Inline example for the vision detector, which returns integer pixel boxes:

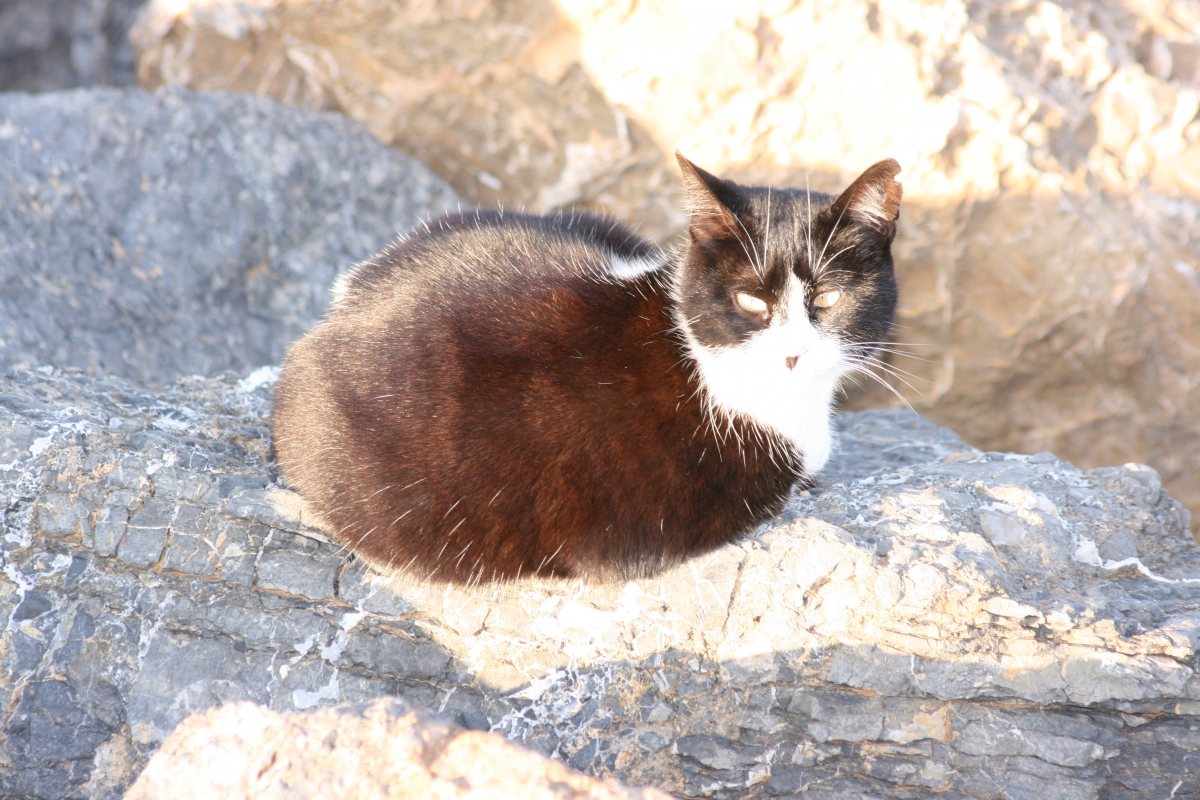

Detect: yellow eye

[813,289,842,308]
[734,292,769,314]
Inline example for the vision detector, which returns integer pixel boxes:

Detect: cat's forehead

[744,185,834,220]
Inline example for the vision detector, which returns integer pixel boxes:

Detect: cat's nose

[785,355,800,370]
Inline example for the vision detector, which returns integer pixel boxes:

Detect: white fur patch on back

[607,253,663,280]
[329,269,356,308]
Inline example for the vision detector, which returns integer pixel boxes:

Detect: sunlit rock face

[4,76,1200,800]
[125,700,675,800]
[132,0,1200,535]
[3,362,1198,798]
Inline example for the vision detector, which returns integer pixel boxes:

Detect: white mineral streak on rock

[292,669,340,710]
[28,434,54,456]
[1073,536,1105,567]
[235,366,281,394]
[980,510,1026,546]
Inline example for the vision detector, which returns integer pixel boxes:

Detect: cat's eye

[734,292,769,314]
[813,289,842,308]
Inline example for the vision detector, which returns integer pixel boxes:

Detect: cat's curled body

[272,155,901,584]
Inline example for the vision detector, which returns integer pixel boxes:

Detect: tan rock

[131,0,668,228]
[132,0,1200,533]
[125,700,674,799]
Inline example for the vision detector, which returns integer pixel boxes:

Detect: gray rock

[674,735,762,770]
[3,79,1200,800]
[0,0,146,92]
[0,87,458,382]
[254,531,340,601]
[3,366,1200,799]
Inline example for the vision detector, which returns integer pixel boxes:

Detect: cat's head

[671,153,901,473]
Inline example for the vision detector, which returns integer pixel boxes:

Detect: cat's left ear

[827,159,903,241]
[676,152,743,246]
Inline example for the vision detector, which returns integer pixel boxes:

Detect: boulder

[0,87,458,382]
[3,83,1199,800]
[129,0,1200,535]
[1,364,1198,798]
[125,699,673,799]
[130,0,669,228]
[0,0,146,92]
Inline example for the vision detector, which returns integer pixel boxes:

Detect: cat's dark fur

[272,155,901,584]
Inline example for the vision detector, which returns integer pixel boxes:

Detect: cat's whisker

[762,186,773,280]
[846,363,919,412]
[846,357,925,397]
[861,347,936,364]
[841,373,867,393]
[720,217,761,276]
[732,212,764,276]
[815,244,856,281]
[805,175,815,275]
[851,340,938,347]
[846,352,928,384]
[845,350,922,382]
[814,186,852,280]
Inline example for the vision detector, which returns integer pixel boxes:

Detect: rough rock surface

[0,87,458,382]
[131,0,668,228]
[2,365,1198,799]
[131,0,1200,534]
[125,698,674,799]
[0,0,147,92]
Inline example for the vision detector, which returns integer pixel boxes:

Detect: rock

[129,0,1200,535]
[3,66,1199,799]
[125,698,674,799]
[0,0,147,92]
[130,0,671,229]
[2,365,1199,798]
[0,87,458,382]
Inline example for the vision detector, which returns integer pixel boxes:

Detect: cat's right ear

[677,152,742,245]
[827,159,903,241]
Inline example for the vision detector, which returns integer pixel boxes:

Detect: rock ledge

[2,365,1198,799]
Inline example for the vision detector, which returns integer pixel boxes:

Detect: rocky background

[124,0,1200,538]
[3,4,1200,799]
[0,0,144,92]
[5,0,1200,535]
[0,88,456,381]
[3,336,1200,798]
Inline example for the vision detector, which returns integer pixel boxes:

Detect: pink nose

[785,355,800,370]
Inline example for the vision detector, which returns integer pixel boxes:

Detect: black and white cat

[272,154,901,584]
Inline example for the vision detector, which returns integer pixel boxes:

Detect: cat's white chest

[687,315,844,475]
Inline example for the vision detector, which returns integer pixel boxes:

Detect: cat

[271,154,901,585]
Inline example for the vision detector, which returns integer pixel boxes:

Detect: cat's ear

[676,152,742,245]
[828,159,902,240]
